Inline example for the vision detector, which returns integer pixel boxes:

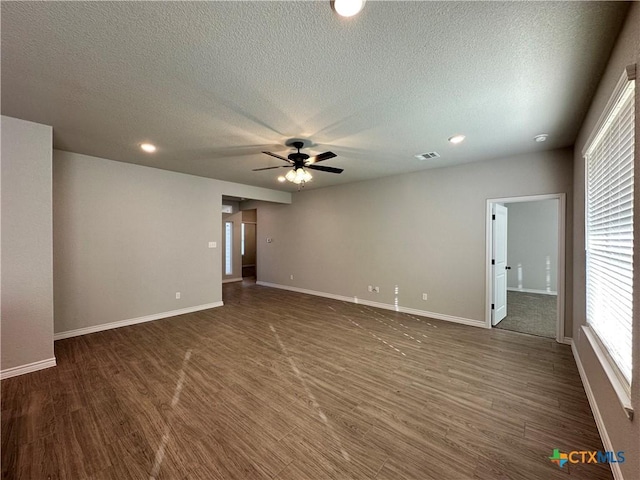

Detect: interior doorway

[241,209,257,279]
[485,194,566,342]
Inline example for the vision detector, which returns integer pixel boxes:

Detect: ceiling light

[285,167,312,185]
[285,169,297,182]
[448,134,466,145]
[302,169,313,183]
[534,134,549,143]
[277,176,286,183]
[140,143,156,153]
[332,0,366,17]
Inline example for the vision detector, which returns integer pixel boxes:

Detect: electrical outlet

[368,285,373,292]
[373,286,380,293]
[422,293,428,301]
[176,292,181,299]
[290,274,294,280]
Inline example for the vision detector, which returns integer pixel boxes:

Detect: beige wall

[572,3,639,478]
[253,148,573,331]
[53,150,290,336]
[222,200,240,213]
[54,151,223,334]
[506,200,558,293]
[1,116,55,374]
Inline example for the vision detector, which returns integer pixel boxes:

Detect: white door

[492,204,508,325]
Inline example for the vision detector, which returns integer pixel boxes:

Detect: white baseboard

[394,304,485,328]
[222,278,243,284]
[571,339,623,480]
[559,337,573,346]
[54,301,224,340]
[257,281,353,303]
[256,281,485,328]
[1,357,57,380]
[507,287,557,296]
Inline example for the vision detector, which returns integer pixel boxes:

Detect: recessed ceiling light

[140,143,157,153]
[534,134,549,143]
[332,0,366,17]
[277,176,286,183]
[448,134,466,145]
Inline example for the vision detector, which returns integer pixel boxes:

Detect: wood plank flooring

[2,281,612,479]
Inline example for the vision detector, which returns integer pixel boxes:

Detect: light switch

[209,242,217,248]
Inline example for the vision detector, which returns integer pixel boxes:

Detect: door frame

[484,193,567,343]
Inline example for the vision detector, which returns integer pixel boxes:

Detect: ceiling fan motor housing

[289,152,309,163]
[289,141,309,164]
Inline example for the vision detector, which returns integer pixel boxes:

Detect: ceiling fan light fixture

[294,169,305,184]
[292,168,312,184]
[285,167,313,185]
[285,169,297,182]
[332,0,365,17]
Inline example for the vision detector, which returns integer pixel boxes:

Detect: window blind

[585,78,635,385]
[225,221,233,275]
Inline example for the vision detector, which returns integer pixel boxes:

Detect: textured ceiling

[1,1,629,191]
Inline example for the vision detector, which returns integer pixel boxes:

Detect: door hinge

[492,214,496,220]
[491,259,495,265]
[491,303,495,310]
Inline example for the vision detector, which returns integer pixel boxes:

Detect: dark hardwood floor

[2,281,612,479]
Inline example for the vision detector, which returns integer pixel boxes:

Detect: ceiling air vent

[414,152,440,160]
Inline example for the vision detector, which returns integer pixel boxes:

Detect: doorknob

[505,266,511,270]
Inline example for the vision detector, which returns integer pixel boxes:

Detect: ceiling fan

[253,139,342,184]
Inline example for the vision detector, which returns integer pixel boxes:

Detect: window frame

[582,64,636,420]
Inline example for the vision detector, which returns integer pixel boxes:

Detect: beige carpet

[496,291,557,338]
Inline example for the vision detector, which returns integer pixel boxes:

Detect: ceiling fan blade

[308,151,337,164]
[306,164,343,174]
[252,165,288,171]
[262,151,292,163]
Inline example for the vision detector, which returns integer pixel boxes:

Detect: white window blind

[225,221,233,275]
[241,223,245,256]
[585,77,635,385]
